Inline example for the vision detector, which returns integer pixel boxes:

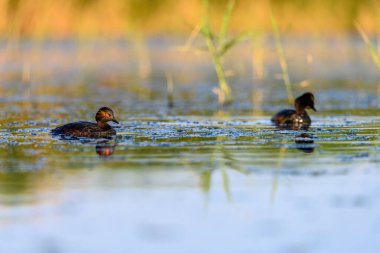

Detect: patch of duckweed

[0,115,378,174]
[338,152,371,162]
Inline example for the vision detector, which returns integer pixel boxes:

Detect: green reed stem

[356,23,380,71]
[201,0,233,105]
[166,72,174,108]
[270,10,294,104]
[219,0,236,46]
[356,22,380,111]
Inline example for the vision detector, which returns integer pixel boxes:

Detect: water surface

[0,38,380,253]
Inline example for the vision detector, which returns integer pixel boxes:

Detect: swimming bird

[271,92,317,129]
[51,107,119,138]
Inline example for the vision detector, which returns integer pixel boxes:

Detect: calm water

[0,38,380,253]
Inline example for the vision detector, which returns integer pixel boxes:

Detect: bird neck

[97,121,110,129]
[295,102,306,115]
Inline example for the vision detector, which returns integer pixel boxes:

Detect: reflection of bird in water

[295,133,315,153]
[51,107,119,138]
[271,92,317,130]
[96,141,116,157]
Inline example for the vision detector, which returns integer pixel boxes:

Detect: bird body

[271,109,311,126]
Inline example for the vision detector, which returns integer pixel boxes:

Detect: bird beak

[311,105,317,112]
[112,119,119,124]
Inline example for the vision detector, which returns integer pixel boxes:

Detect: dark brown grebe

[271,92,317,129]
[51,107,119,138]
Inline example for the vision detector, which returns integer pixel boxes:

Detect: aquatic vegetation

[356,23,380,71]
[356,23,380,110]
[270,10,294,104]
[199,0,251,105]
[166,73,174,108]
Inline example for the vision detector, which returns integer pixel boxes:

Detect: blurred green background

[1,0,379,38]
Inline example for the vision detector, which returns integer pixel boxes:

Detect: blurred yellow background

[1,0,379,38]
